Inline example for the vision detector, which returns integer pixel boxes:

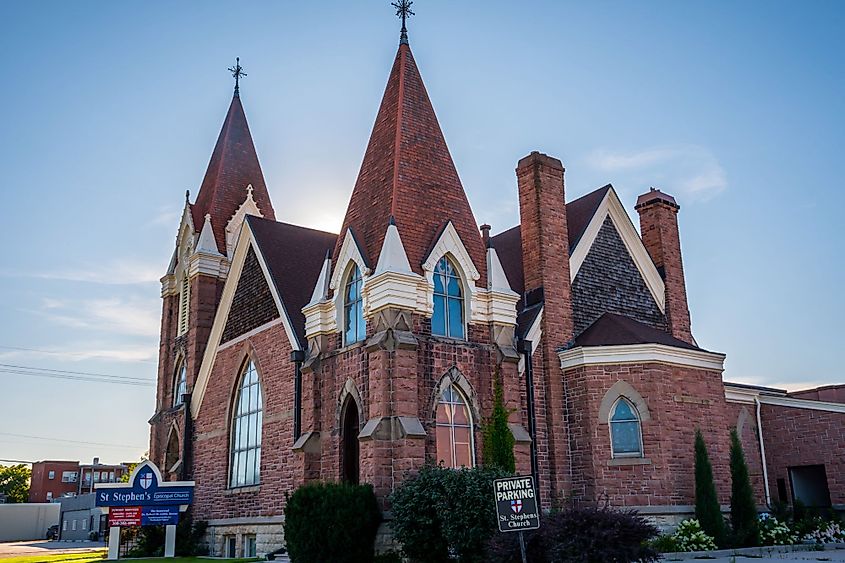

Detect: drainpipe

[290,350,306,440]
[754,396,772,507]
[517,339,539,487]
[182,392,192,480]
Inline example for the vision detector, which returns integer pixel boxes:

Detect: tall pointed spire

[191,78,275,255]
[334,41,486,283]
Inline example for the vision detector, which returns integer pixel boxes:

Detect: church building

[148,13,845,557]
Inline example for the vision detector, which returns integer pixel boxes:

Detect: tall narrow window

[173,361,187,407]
[178,275,190,335]
[230,360,262,487]
[610,398,643,457]
[432,256,464,339]
[343,265,365,345]
[435,384,474,468]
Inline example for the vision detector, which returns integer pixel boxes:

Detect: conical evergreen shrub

[729,428,760,546]
[694,429,725,545]
[482,376,516,473]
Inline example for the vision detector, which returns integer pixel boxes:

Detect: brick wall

[563,362,731,507]
[571,216,667,335]
[724,401,767,505]
[760,404,845,506]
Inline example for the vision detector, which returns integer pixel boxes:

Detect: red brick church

[148,18,845,557]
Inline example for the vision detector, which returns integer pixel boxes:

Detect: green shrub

[373,551,403,563]
[488,504,659,563]
[649,533,681,553]
[389,464,511,563]
[125,515,208,557]
[285,482,381,563]
[729,429,759,547]
[694,429,726,545]
[672,519,717,552]
[482,376,516,473]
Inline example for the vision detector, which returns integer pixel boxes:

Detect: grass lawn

[2,554,259,563]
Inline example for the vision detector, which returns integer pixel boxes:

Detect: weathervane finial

[391,0,414,45]
[228,57,247,96]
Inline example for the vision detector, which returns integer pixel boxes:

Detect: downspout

[517,339,539,487]
[182,392,192,481]
[754,396,772,507]
[290,350,305,440]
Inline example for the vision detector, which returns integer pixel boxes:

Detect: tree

[482,376,516,473]
[694,429,725,545]
[0,464,31,503]
[729,428,759,547]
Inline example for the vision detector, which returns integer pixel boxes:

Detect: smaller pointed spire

[392,0,414,45]
[228,57,247,97]
[307,252,333,306]
[196,214,222,256]
[375,220,412,275]
[487,246,513,293]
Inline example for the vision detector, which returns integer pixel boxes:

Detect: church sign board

[493,475,540,533]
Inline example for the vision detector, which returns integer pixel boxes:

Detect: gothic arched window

[343,264,365,345]
[435,384,474,468]
[610,398,643,457]
[432,256,464,339]
[172,360,187,407]
[230,360,263,487]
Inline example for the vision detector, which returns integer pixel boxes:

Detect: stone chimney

[635,188,693,344]
[516,151,574,342]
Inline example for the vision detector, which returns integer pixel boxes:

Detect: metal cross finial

[228,57,247,96]
[391,0,414,45]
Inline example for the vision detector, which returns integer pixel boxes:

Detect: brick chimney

[516,151,574,505]
[635,188,693,344]
[516,151,574,341]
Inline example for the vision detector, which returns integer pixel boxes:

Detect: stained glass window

[230,360,262,487]
[344,265,365,345]
[435,384,474,468]
[432,257,464,339]
[173,361,187,407]
[610,398,642,457]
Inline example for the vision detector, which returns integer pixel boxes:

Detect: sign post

[95,461,194,560]
[493,475,540,563]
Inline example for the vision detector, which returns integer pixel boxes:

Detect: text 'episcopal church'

[148,19,845,557]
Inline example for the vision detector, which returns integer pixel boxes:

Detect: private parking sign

[494,475,540,533]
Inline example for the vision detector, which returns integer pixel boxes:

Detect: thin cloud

[1,258,163,285]
[0,344,157,364]
[33,296,161,338]
[587,145,728,202]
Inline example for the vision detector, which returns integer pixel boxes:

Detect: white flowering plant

[804,520,845,544]
[758,515,799,546]
[672,519,718,552]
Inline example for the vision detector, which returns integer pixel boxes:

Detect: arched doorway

[341,398,360,484]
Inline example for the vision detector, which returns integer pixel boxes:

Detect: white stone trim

[306,255,332,307]
[329,230,371,292]
[375,223,413,275]
[422,221,481,283]
[95,460,194,490]
[190,221,298,418]
[569,188,666,312]
[558,344,726,371]
[225,184,263,258]
[724,383,845,414]
[518,307,543,375]
[217,318,284,352]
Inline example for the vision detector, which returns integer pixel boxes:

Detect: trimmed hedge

[390,464,512,563]
[284,482,381,563]
[488,505,660,563]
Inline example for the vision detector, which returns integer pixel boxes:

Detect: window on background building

[62,521,67,531]
[84,472,91,483]
[178,275,190,335]
[609,398,643,457]
[173,361,187,407]
[93,472,100,482]
[81,519,86,530]
[109,471,115,482]
[72,520,76,531]
[230,360,262,488]
[48,471,55,479]
[46,492,53,501]
[343,264,365,345]
[435,383,474,468]
[61,471,77,483]
[225,536,237,558]
[432,256,464,339]
[243,535,257,558]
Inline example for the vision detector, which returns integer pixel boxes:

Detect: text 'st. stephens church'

[148,8,845,557]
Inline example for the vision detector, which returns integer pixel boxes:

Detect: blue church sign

[95,460,195,508]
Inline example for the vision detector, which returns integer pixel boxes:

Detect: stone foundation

[204,517,285,558]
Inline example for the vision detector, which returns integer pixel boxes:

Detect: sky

[0,1,843,465]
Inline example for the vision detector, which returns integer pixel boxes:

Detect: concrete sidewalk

[664,543,845,562]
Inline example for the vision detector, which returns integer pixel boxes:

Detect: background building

[28,461,79,503]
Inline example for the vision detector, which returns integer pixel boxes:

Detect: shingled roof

[573,312,700,350]
[490,184,611,295]
[192,93,276,254]
[247,216,336,346]
[334,42,486,284]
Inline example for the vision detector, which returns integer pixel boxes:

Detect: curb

[661,542,845,560]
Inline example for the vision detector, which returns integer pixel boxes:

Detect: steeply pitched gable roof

[335,43,486,283]
[192,94,276,253]
[490,184,611,295]
[247,216,337,345]
[573,312,699,350]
